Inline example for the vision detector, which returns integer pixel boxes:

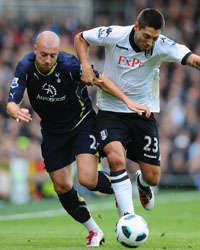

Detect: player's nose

[146,40,153,47]
[45,56,51,64]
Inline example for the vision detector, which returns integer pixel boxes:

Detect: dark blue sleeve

[67,54,99,80]
[60,53,81,81]
[8,61,27,104]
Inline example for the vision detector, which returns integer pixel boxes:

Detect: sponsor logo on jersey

[41,83,57,97]
[118,56,146,68]
[98,27,112,39]
[37,83,66,102]
[100,129,108,141]
[36,94,66,102]
[11,77,19,88]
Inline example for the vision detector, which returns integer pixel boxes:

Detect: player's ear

[134,21,139,31]
[33,44,37,54]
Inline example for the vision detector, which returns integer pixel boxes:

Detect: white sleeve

[158,36,191,64]
[82,26,120,47]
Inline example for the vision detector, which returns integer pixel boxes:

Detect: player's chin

[143,46,150,50]
[42,66,51,72]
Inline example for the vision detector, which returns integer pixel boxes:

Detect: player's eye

[153,37,158,41]
[143,34,151,39]
[41,53,47,57]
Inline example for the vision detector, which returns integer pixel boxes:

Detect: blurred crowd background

[0,0,200,202]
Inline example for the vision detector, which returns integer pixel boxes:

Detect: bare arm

[74,32,102,85]
[7,102,32,123]
[94,75,151,118]
[185,53,200,70]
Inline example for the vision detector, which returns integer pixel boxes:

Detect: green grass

[0,189,200,249]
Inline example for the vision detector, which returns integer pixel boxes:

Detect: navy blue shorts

[96,110,160,166]
[41,111,97,172]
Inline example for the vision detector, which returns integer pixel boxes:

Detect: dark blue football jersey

[8,51,97,133]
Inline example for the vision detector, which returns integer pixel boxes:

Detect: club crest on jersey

[55,72,61,83]
[41,83,57,97]
[145,47,153,58]
[100,130,108,141]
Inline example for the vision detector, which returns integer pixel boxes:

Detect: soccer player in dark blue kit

[7,31,150,247]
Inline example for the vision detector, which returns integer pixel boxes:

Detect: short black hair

[137,8,165,30]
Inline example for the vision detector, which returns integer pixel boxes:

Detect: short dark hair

[137,8,165,30]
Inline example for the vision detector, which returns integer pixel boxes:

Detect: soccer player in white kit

[74,8,200,217]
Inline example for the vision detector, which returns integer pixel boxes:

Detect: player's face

[134,23,161,51]
[34,43,59,72]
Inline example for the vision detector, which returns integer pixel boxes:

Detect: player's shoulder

[153,34,178,56]
[106,25,133,33]
[57,51,80,71]
[156,34,177,48]
[17,52,35,72]
[101,25,133,39]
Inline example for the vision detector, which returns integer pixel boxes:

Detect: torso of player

[9,52,92,133]
[83,25,190,113]
[101,28,161,113]
[26,64,79,121]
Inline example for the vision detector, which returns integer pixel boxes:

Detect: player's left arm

[185,53,200,70]
[93,75,151,118]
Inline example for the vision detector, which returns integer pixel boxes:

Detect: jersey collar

[34,62,57,76]
[129,27,141,52]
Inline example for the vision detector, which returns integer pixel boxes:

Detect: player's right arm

[6,61,32,123]
[74,32,98,86]
[74,25,122,85]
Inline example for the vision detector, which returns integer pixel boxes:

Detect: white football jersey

[82,25,191,113]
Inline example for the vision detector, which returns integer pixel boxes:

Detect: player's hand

[81,65,103,86]
[16,108,32,123]
[126,99,151,118]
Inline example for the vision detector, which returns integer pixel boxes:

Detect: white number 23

[143,136,158,153]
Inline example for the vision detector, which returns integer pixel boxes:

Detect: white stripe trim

[110,172,128,180]
[73,110,91,129]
